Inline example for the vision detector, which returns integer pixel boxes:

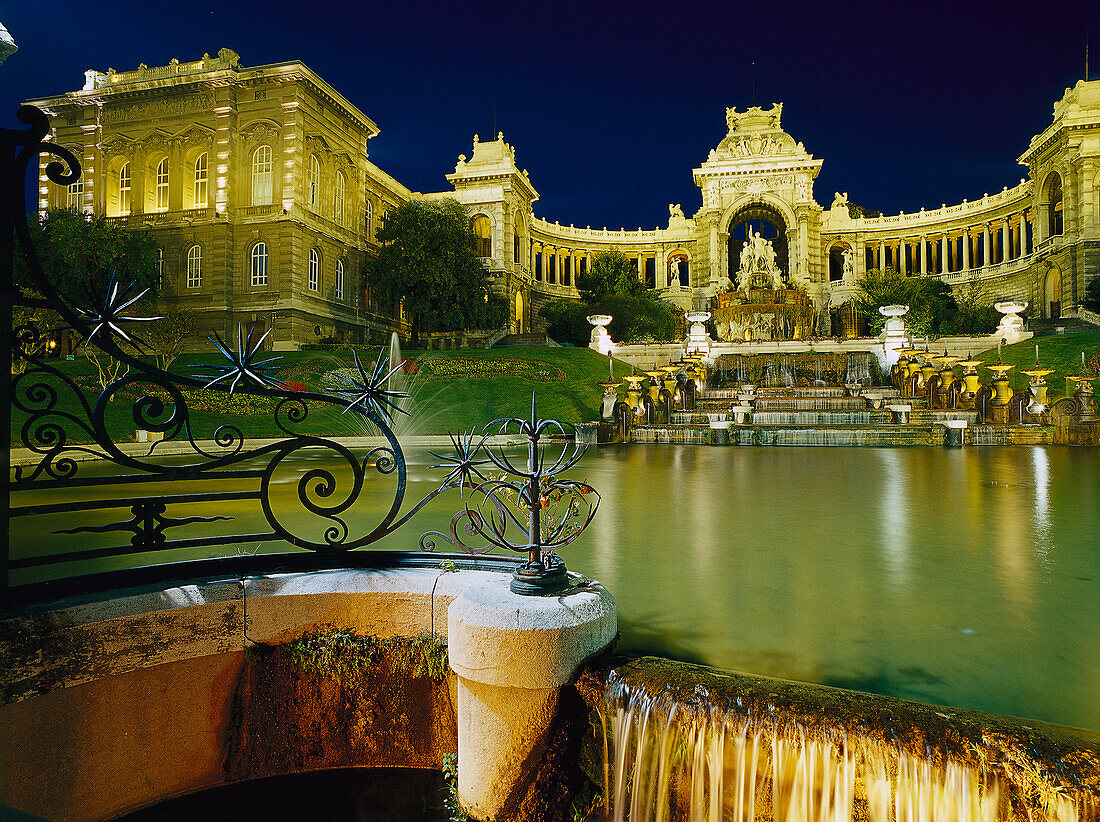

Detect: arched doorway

[514,291,525,333]
[728,204,788,283]
[1044,267,1062,319]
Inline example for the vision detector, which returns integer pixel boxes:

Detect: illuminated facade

[31,51,1100,345]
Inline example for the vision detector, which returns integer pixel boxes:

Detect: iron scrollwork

[2,104,599,603]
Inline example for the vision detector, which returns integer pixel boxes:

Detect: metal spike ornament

[420,393,600,595]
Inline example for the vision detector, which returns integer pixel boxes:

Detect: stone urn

[994,301,1028,343]
[587,314,613,354]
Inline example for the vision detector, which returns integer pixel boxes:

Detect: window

[1046,173,1064,238]
[308,248,320,291]
[156,247,163,288]
[252,146,273,206]
[335,258,344,300]
[186,245,202,288]
[155,158,169,212]
[251,243,268,286]
[194,153,208,208]
[308,155,320,211]
[470,215,491,257]
[364,199,373,238]
[67,179,83,209]
[119,163,131,215]
[334,172,345,224]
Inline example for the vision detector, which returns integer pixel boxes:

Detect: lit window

[308,155,320,211]
[186,245,202,288]
[365,199,373,238]
[335,258,344,300]
[308,248,320,291]
[251,242,268,287]
[155,158,169,212]
[194,153,208,208]
[334,172,345,224]
[252,146,273,206]
[470,215,491,257]
[119,163,131,215]
[67,179,83,209]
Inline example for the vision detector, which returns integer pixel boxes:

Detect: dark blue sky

[2,0,1096,225]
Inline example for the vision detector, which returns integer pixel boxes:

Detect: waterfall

[601,670,1093,822]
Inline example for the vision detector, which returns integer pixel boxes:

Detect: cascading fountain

[583,659,1100,822]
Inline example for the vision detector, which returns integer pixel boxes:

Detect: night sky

[2,0,1096,226]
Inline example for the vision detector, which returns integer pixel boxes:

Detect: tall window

[252,146,273,206]
[335,258,345,300]
[308,248,320,291]
[193,153,208,208]
[1046,173,1064,238]
[155,158,169,212]
[470,215,492,257]
[251,243,268,286]
[364,199,373,238]
[67,179,83,209]
[334,172,346,224]
[119,163,131,215]
[308,155,320,211]
[186,245,202,288]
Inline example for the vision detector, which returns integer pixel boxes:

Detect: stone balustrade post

[448,576,616,821]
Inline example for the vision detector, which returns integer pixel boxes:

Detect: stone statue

[841,248,853,278]
[668,258,682,290]
[668,203,684,219]
[831,191,849,209]
[739,241,753,275]
[751,232,769,271]
[716,274,734,294]
[763,240,779,274]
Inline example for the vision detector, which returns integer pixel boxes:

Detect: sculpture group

[731,232,784,292]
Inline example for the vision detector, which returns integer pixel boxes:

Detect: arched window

[470,215,491,257]
[365,199,373,238]
[194,153,208,208]
[334,172,345,224]
[308,248,320,291]
[1045,173,1063,237]
[67,179,83,210]
[335,258,345,300]
[513,214,523,264]
[119,163,131,215]
[308,155,320,211]
[155,158,169,212]
[251,243,268,287]
[252,146,273,206]
[186,245,202,288]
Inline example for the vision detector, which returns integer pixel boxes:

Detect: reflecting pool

[12,444,1099,731]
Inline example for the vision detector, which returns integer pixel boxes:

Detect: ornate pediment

[99,133,136,158]
[175,123,214,149]
[240,119,281,144]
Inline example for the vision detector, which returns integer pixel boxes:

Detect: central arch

[727,202,789,283]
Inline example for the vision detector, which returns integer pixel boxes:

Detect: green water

[11,444,1099,731]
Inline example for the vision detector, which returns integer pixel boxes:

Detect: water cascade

[595,661,1100,822]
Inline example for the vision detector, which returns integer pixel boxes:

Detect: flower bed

[413,357,566,382]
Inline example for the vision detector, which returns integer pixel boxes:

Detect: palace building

[29,50,1100,346]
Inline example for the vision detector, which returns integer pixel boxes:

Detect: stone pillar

[920,236,927,274]
[1000,220,1009,263]
[982,224,990,268]
[709,222,719,284]
[449,577,617,821]
[940,234,947,274]
[877,240,885,271]
[962,229,970,270]
[1021,212,1030,255]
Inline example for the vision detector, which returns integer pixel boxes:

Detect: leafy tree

[362,198,506,345]
[14,208,159,305]
[141,303,200,370]
[539,292,677,346]
[854,267,992,336]
[942,278,999,335]
[1084,277,1100,312]
[575,250,647,302]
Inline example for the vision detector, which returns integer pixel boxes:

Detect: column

[799,221,809,278]
[1021,212,1029,255]
[940,234,947,274]
[636,252,643,283]
[1001,220,1009,263]
[962,229,970,271]
[980,224,989,268]
[920,236,927,275]
[898,240,906,274]
[709,223,719,283]
[878,240,885,271]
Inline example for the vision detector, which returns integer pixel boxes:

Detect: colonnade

[527,240,670,289]
[850,209,1034,278]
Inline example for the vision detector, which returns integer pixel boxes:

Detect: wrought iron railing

[1,105,598,609]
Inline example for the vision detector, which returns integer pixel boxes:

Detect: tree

[141,304,200,371]
[539,292,678,346]
[14,208,159,305]
[854,267,986,336]
[576,250,647,302]
[362,198,506,345]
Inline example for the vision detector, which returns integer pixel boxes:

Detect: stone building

[30,51,1100,345]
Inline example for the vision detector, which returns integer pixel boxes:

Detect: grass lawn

[10,345,636,445]
[968,332,1100,399]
